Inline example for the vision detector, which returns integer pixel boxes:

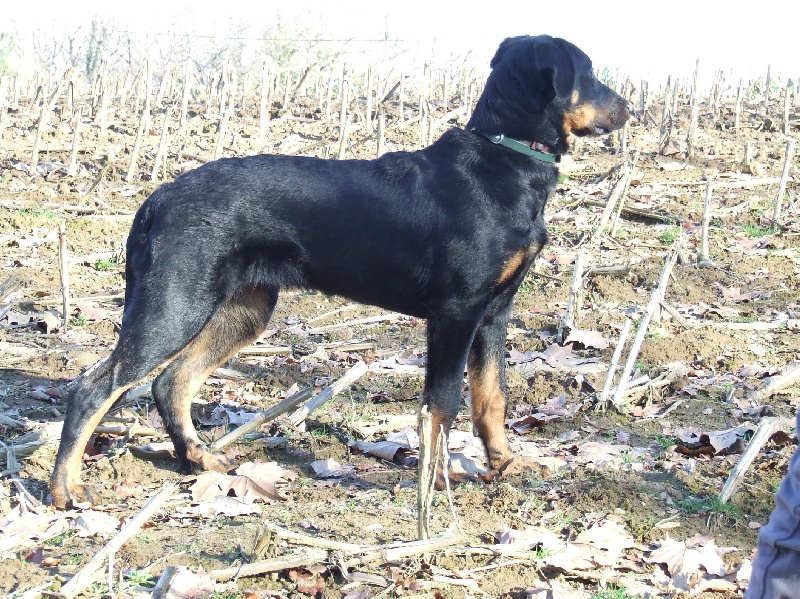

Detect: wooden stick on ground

[210,534,466,582]
[57,482,177,598]
[746,361,800,404]
[261,521,365,552]
[719,417,794,503]
[343,535,465,568]
[306,303,362,325]
[289,361,369,428]
[210,548,329,582]
[305,312,400,334]
[580,198,679,223]
[210,387,313,451]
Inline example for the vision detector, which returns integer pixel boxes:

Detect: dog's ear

[490,36,527,69]
[534,65,558,111]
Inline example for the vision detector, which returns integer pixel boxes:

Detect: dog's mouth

[573,125,611,136]
[564,99,632,138]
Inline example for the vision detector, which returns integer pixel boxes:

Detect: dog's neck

[472,130,560,164]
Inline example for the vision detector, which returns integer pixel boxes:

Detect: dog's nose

[625,100,638,121]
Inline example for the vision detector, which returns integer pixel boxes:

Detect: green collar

[474,131,560,163]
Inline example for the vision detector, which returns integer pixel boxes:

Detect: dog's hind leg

[50,342,174,508]
[150,284,277,474]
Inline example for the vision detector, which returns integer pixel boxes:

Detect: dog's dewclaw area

[1,43,799,599]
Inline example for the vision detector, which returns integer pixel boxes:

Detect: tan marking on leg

[156,286,273,471]
[468,357,513,470]
[50,384,132,508]
[496,248,529,287]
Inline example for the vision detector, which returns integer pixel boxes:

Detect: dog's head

[468,35,631,157]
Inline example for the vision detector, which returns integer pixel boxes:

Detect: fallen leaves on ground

[189,461,296,504]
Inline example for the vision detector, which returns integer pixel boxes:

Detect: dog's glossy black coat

[50,35,630,508]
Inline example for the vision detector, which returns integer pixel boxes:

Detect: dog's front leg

[467,298,516,474]
[419,317,477,487]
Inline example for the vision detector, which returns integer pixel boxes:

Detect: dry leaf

[189,461,295,503]
[187,496,262,518]
[348,440,406,461]
[75,300,109,321]
[71,511,120,537]
[564,328,609,350]
[310,458,354,478]
[649,534,726,591]
[574,521,640,561]
[160,566,214,599]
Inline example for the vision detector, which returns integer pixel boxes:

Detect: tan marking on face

[571,89,580,105]
[496,248,529,287]
[563,103,598,135]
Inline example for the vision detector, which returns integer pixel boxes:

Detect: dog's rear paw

[190,446,236,473]
[433,469,472,491]
[48,481,99,510]
[481,455,551,483]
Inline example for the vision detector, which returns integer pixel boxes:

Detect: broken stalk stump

[773,137,796,221]
[337,77,349,160]
[417,406,441,540]
[125,59,151,183]
[698,177,715,265]
[598,318,632,406]
[556,252,586,344]
[30,68,73,175]
[590,164,631,241]
[612,250,678,408]
[58,221,70,329]
[609,151,639,236]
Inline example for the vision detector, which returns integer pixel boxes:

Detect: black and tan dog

[50,35,631,508]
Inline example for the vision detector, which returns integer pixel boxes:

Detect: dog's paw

[433,468,472,491]
[481,455,551,483]
[195,448,237,473]
[48,482,98,510]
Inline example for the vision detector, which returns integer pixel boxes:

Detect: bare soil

[1,91,799,598]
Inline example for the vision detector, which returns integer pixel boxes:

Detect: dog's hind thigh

[151,285,277,473]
